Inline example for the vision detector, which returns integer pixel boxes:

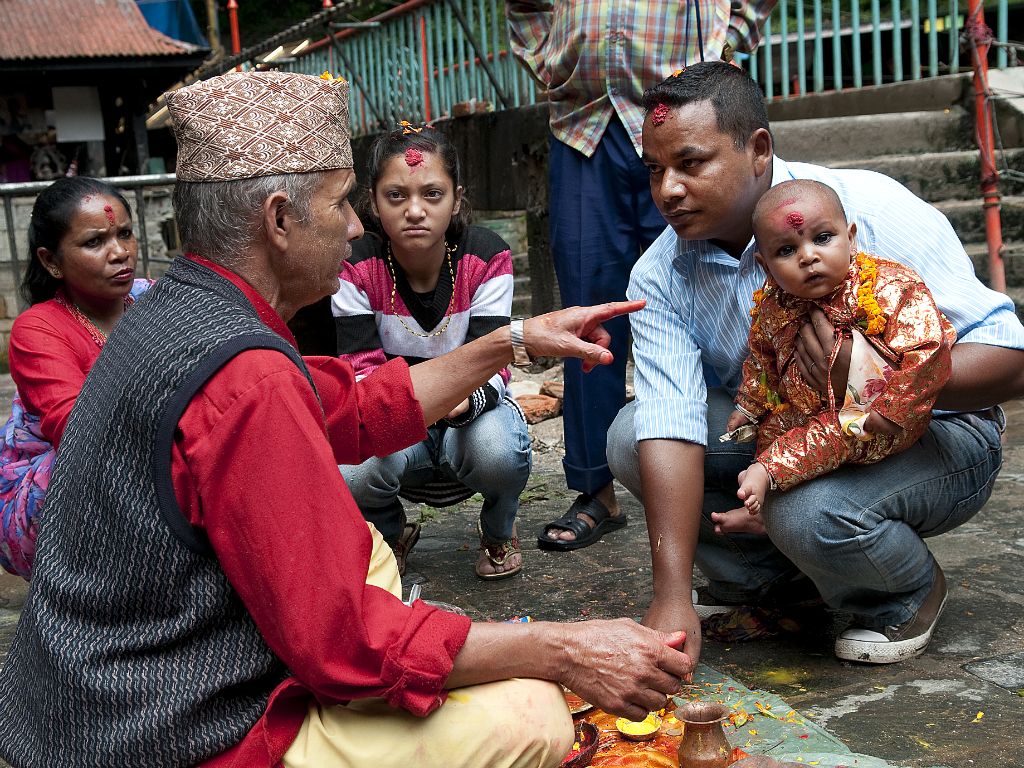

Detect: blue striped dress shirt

[628,157,1024,445]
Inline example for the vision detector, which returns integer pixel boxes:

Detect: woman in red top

[1,176,146,577]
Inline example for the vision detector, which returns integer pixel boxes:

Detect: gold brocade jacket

[735,256,956,491]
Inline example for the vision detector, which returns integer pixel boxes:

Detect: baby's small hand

[864,410,902,436]
[726,410,750,433]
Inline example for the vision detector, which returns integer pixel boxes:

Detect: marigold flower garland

[854,252,886,336]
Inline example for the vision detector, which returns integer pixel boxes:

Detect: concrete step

[773,107,974,164]
[830,149,1024,202]
[935,196,1024,245]
[966,241,1024,288]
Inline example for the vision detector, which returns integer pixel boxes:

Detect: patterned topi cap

[165,70,353,182]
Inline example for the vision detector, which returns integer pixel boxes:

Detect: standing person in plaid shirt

[506,0,776,550]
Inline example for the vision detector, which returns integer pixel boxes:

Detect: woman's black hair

[21,176,132,306]
[357,125,472,241]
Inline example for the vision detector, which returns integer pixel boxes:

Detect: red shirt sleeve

[8,301,100,448]
[304,355,427,463]
[173,348,469,716]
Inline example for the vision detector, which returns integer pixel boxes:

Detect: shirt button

[740,268,750,277]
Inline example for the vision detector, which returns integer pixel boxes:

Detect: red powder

[651,103,670,126]
[785,211,804,229]
[404,148,424,167]
[103,204,115,225]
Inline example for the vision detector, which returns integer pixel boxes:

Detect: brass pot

[675,701,731,768]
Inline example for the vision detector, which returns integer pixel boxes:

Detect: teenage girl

[332,125,531,581]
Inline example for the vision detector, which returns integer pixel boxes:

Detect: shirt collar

[184,253,298,349]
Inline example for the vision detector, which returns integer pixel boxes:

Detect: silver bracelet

[510,319,532,367]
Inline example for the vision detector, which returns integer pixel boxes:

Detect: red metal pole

[227,0,242,71]
[420,16,431,122]
[967,0,1005,293]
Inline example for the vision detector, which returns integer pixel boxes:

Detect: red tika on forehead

[785,211,804,229]
[404,148,424,167]
[651,103,670,126]
[103,204,115,225]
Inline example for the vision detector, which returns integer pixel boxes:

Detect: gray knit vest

[0,257,317,767]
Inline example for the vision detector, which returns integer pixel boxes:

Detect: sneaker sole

[834,591,947,664]
[691,590,736,620]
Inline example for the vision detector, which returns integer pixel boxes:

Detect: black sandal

[536,494,627,551]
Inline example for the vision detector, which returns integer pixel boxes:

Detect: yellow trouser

[282,524,574,768]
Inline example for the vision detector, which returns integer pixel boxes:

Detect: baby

[726,179,956,515]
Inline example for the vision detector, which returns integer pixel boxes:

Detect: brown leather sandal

[476,523,522,581]
[392,521,421,576]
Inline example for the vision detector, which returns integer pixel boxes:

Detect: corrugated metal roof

[0,0,202,61]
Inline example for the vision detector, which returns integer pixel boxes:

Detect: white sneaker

[691,588,738,620]
[834,562,947,664]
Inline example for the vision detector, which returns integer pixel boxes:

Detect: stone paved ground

[1,366,1023,767]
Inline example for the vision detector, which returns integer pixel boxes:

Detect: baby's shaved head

[753,179,846,236]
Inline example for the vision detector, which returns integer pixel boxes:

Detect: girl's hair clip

[399,120,425,135]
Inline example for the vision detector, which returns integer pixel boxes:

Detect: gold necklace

[385,240,458,338]
[55,290,134,349]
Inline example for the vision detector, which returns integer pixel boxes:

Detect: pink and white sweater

[332,225,514,425]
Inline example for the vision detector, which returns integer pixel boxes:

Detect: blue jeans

[549,115,666,494]
[340,398,532,545]
[606,389,1004,629]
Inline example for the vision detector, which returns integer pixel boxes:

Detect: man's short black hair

[641,61,771,149]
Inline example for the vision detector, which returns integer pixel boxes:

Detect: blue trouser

[548,115,666,494]
[340,398,532,544]
[606,390,1004,629]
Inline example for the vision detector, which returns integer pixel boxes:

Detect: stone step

[773,108,974,164]
[829,149,1024,202]
[965,241,1024,288]
[935,196,1024,245]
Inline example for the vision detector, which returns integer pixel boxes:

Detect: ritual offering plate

[562,687,594,716]
[561,720,599,768]
[614,712,662,741]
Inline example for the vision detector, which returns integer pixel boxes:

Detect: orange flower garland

[758,371,788,412]
[749,288,765,333]
[854,253,886,335]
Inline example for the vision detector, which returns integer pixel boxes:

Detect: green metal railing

[278,0,1017,136]
[745,0,1007,97]
[282,0,539,136]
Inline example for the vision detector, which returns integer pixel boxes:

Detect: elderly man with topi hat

[0,71,690,768]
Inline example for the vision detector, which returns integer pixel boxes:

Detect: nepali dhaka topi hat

[165,70,353,182]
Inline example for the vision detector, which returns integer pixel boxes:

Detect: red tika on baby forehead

[785,211,804,229]
[404,148,424,168]
[103,204,115,225]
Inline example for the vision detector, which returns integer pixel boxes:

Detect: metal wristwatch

[509,319,532,367]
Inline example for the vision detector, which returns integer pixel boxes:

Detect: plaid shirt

[506,0,777,156]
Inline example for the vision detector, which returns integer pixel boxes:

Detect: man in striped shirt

[607,62,1024,666]
[506,0,776,551]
